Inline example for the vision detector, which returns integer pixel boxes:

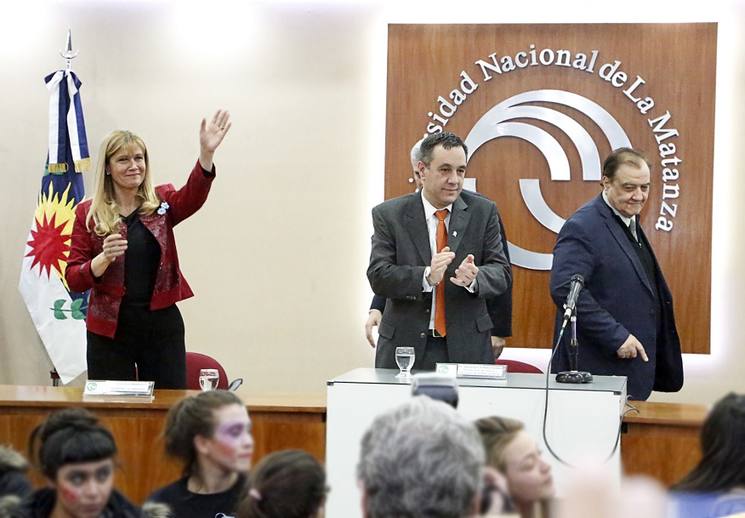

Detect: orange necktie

[434,209,449,337]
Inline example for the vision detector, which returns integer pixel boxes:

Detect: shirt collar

[602,190,633,226]
[421,191,453,220]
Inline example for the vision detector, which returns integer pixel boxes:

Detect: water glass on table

[395,346,415,378]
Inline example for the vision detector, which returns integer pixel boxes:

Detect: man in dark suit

[365,140,513,358]
[367,132,511,370]
[550,148,683,400]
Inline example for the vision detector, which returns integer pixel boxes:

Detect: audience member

[475,416,554,518]
[671,392,745,517]
[357,395,485,518]
[556,466,666,518]
[18,407,140,517]
[0,445,31,516]
[147,390,252,517]
[237,449,326,518]
[480,466,519,517]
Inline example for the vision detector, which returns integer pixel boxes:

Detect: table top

[623,400,709,426]
[328,368,627,394]
[0,385,326,413]
[0,383,708,425]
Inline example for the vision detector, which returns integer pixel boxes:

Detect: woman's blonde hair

[474,415,524,472]
[86,130,160,235]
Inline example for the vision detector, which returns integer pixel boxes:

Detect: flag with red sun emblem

[18,69,90,384]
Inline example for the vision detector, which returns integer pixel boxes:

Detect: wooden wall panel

[0,386,326,504]
[621,400,708,486]
[386,24,716,352]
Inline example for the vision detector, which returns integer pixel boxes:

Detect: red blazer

[66,160,215,338]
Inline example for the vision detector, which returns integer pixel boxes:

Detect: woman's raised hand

[199,109,231,170]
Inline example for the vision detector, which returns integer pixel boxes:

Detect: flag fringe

[48,162,68,173]
[74,157,90,172]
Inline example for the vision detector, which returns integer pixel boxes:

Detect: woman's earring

[105,170,110,175]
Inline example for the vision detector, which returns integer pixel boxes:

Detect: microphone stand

[556,313,593,384]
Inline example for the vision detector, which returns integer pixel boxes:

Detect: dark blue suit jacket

[549,195,683,400]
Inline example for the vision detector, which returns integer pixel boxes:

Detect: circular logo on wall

[465,89,631,270]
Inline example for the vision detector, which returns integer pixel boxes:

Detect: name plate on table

[436,363,507,380]
[84,380,155,400]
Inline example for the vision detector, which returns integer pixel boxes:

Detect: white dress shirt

[420,191,477,330]
[602,190,637,241]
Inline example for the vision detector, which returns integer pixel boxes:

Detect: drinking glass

[395,346,415,378]
[199,368,220,391]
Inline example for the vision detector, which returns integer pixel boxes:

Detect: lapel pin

[452,230,458,237]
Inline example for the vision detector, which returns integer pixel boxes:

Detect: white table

[325,368,626,518]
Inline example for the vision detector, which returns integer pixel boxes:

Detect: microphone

[562,274,584,323]
[556,273,593,384]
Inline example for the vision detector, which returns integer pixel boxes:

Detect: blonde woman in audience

[475,416,554,518]
[147,390,253,517]
[237,449,326,518]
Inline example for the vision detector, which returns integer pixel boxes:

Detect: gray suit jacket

[367,190,511,368]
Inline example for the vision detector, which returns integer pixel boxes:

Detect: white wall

[0,0,742,405]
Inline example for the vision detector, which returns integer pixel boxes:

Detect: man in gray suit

[367,132,511,369]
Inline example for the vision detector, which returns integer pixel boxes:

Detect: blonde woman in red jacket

[66,110,231,388]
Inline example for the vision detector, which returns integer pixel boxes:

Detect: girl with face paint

[147,390,253,518]
[18,408,141,518]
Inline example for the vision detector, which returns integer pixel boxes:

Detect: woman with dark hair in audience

[475,416,554,518]
[236,449,326,518]
[18,407,140,517]
[147,390,252,517]
[671,392,745,517]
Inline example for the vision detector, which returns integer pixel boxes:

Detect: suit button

[425,308,430,314]
[420,332,426,338]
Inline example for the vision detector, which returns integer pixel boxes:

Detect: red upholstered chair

[185,352,230,390]
[495,359,544,374]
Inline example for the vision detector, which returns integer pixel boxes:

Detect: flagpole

[49,29,78,387]
[60,29,77,71]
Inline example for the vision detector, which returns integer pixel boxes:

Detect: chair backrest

[185,352,229,390]
[495,359,543,374]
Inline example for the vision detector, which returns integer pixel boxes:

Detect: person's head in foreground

[26,407,139,518]
[237,449,326,518]
[556,466,666,518]
[673,392,745,494]
[475,416,554,518]
[165,390,253,486]
[357,395,485,518]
